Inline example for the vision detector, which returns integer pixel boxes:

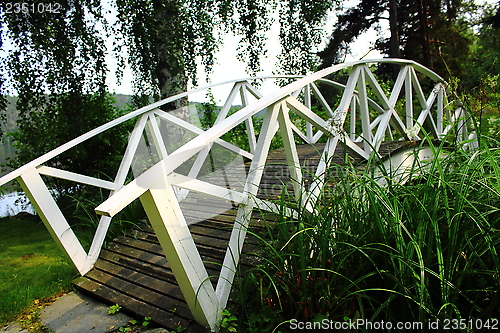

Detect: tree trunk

[152,0,190,151]
[389,0,402,80]
[389,0,401,59]
[417,0,432,68]
[152,0,188,112]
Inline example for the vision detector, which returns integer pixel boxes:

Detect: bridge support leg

[216,102,281,309]
[139,177,220,330]
[18,168,90,275]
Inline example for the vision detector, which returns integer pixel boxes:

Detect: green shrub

[488,116,500,139]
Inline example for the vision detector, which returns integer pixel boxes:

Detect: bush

[488,116,500,139]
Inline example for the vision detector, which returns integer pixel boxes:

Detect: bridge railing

[0,59,477,330]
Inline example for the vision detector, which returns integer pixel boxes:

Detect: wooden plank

[100,249,177,284]
[93,259,186,303]
[84,268,213,324]
[109,236,225,276]
[73,276,207,333]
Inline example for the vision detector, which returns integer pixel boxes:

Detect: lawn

[0,214,76,324]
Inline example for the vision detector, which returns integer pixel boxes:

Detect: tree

[318,0,388,66]
[0,0,338,192]
[318,0,477,80]
[463,3,500,90]
[461,2,500,133]
[0,1,127,193]
[113,0,336,110]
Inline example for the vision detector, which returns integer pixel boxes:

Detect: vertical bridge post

[139,175,220,329]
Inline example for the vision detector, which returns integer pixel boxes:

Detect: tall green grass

[233,139,500,332]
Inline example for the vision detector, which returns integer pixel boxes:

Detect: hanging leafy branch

[113,0,336,107]
[0,0,338,180]
[0,1,127,192]
[277,0,335,75]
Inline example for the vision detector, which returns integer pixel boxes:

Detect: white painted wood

[442,107,463,136]
[147,114,169,159]
[153,109,253,160]
[357,67,373,153]
[388,109,410,140]
[0,79,257,187]
[178,150,207,202]
[291,87,302,98]
[457,107,466,142]
[18,169,90,275]
[312,130,323,144]
[216,103,281,309]
[310,82,334,117]
[413,84,441,138]
[34,166,116,265]
[426,112,439,137]
[168,173,245,204]
[410,66,428,109]
[304,84,313,143]
[336,66,362,123]
[342,134,371,160]
[139,176,220,329]
[286,96,332,135]
[113,113,150,188]
[37,166,117,190]
[372,111,392,151]
[405,66,414,128]
[290,122,310,143]
[86,215,112,264]
[240,85,258,153]
[86,113,150,265]
[251,197,298,218]
[0,59,446,188]
[183,83,251,197]
[219,82,245,122]
[375,146,436,187]
[242,82,264,100]
[370,114,383,131]
[350,96,357,140]
[363,66,391,110]
[277,103,303,199]
[96,159,170,217]
[306,136,340,210]
[0,59,478,332]
[389,65,409,107]
[437,85,444,136]
[245,118,257,154]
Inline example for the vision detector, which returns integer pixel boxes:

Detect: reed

[232,137,500,332]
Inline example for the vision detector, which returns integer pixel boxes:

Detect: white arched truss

[0,59,477,330]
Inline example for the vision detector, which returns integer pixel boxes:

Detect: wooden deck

[73,141,413,332]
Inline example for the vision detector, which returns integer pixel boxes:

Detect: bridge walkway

[73,141,410,332]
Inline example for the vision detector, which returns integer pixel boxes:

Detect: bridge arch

[0,59,476,330]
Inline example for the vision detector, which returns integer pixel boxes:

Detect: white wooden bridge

[0,59,477,331]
